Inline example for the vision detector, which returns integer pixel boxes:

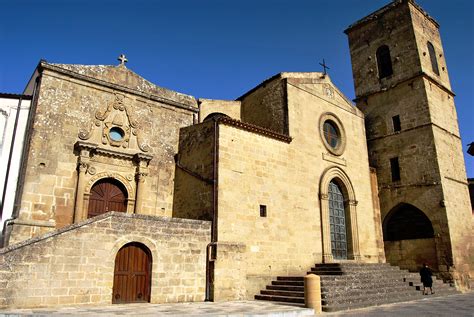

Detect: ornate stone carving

[78,162,88,172]
[349,200,359,206]
[78,93,151,153]
[85,172,134,196]
[78,125,94,140]
[87,166,97,175]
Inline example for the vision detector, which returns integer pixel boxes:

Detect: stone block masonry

[0,212,211,308]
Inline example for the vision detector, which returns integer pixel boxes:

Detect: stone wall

[173,121,215,220]
[240,77,288,135]
[213,75,383,299]
[346,0,473,289]
[199,99,241,122]
[8,63,197,244]
[346,1,419,99]
[384,238,438,273]
[0,212,211,308]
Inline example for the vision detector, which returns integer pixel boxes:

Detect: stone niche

[74,93,153,221]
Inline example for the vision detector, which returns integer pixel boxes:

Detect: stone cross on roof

[118,54,128,66]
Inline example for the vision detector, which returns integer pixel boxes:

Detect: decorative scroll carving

[87,166,97,175]
[78,93,151,153]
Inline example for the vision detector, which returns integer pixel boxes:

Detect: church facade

[0,0,472,309]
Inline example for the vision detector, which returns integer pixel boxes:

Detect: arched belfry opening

[383,203,437,272]
[319,167,360,263]
[112,242,152,304]
[376,45,393,79]
[88,178,128,218]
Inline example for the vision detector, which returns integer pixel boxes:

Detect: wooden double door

[88,178,127,218]
[112,243,152,303]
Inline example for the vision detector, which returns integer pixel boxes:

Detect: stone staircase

[255,262,459,312]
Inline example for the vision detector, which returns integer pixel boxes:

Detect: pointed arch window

[427,41,440,76]
[376,45,393,79]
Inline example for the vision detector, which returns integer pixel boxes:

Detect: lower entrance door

[112,242,152,303]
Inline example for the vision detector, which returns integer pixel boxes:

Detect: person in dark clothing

[420,263,434,295]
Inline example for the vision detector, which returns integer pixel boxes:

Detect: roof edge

[0,93,32,100]
[216,116,292,143]
[344,0,439,34]
[40,61,198,112]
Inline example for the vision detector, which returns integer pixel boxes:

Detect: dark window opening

[323,121,340,148]
[376,45,393,79]
[392,115,401,132]
[383,203,434,241]
[390,157,401,182]
[259,205,267,217]
[427,41,440,76]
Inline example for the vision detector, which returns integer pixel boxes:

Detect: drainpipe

[205,118,219,301]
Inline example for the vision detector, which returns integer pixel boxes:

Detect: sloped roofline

[344,0,439,34]
[36,60,198,112]
[0,93,32,100]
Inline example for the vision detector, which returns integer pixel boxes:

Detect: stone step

[322,290,423,305]
[255,262,460,312]
[318,275,408,284]
[276,276,305,281]
[255,294,305,304]
[267,285,305,292]
[322,294,423,312]
[319,274,412,284]
[313,264,399,272]
[260,289,304,297]
[321,284,419,298]
[272,280,304,287]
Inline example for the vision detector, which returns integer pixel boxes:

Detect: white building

[0,93,31,236]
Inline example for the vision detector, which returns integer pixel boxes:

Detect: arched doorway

[88,178,127,218]
[319,166,360,263]
[112,242,152,304]
[383,203,436,272]
[328,180,347,260]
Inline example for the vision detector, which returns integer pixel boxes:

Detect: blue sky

[1,0,473,177]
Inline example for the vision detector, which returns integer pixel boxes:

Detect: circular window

[323,121,339,148]
[319,113,346,156]
[109,127,125,141]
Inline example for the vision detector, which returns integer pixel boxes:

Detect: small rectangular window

[392,115,401,132]
[390,157,401,182]
[260,205,267,217]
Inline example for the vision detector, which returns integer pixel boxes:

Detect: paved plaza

[0,292,473,316]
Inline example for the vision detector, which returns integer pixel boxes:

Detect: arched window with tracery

[376,45,393,79]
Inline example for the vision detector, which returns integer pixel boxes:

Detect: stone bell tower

[345,0,472,289]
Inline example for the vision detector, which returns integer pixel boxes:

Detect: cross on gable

[319,58,330,75]
[118,54,128,66]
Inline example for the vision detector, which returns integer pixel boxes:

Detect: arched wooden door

[88,178,127,218]
[112,242,152,304]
